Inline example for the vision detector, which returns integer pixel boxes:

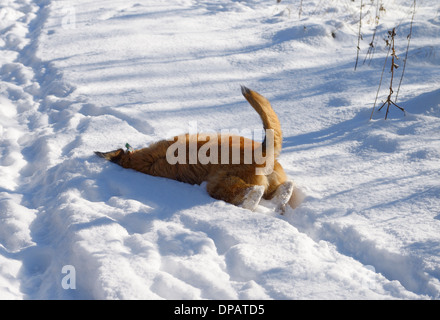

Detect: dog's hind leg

[271,180,295,214]
[206,175,264,211]
[241,185,265,211]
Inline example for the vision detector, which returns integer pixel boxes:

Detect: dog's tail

[241,86,282,159]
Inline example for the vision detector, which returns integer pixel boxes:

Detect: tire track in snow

[0,0,50,299]
[0,0,81,298]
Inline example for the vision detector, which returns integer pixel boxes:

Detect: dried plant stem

[376,28,405,120]
[370,43,391,120]
[395,0,416,103]
[354,0,363,70]
[363,0,381,65]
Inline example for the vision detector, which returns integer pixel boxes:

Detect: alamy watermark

[164,121,275,175]
[61,265,76,290]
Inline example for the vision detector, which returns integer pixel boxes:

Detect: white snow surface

[1,0,440,299]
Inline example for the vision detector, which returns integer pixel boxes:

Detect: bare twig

[395,0,416,103]
[376,28,405,120]
[370,42,391,120]
[363,0,381,65]
[354,0,363,70]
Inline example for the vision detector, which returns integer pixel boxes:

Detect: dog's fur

[95,86,296,212]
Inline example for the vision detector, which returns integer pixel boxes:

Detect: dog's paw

[272,180,295,214]
[240,185,265,211]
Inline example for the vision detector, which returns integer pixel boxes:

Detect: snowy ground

[0,0,439,299]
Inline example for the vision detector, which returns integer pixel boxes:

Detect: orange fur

[95,86,295,212]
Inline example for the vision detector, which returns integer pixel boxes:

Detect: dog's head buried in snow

[95,86,297,213]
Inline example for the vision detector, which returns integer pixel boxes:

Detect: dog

[95,86,296,213]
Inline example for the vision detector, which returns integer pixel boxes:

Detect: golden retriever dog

[95,86,296,213]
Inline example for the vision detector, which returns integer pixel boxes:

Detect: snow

[0,0,439,299]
